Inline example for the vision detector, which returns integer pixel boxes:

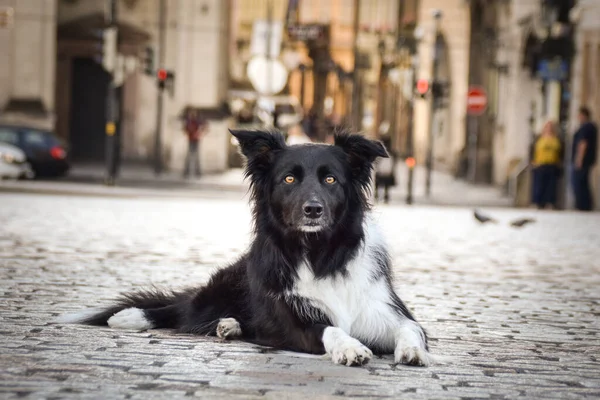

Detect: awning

[57,12,151,46]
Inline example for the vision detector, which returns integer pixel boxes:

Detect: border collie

[57,130,431,367]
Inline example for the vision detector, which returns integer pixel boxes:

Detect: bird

[510,218,536,228]
[473,209,498,224]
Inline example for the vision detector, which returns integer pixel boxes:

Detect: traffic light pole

[406,67,416,205]
[154,0,166,176]
[350,0,361,131]
[425,11,442,197]
[104,0,118,186]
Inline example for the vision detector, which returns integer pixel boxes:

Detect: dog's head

[230,129,388,235]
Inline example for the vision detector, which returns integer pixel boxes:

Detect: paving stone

[1,192,599,398]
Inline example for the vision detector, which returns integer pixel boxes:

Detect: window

[23,130,48,146]
[0,128,19,145]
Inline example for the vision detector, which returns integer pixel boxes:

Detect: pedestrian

[571,106,597,211]
[182,108,207,179]
[374,135,397,204]
[531,120,563,210]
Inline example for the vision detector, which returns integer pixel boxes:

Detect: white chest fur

[286,217,401,351]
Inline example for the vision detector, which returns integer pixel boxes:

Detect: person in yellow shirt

[531,121,563,209]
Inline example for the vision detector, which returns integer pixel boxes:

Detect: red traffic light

[157,68,168,81]
[405,157,416,169]
[416,79,429,95]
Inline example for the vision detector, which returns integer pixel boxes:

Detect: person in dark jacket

[571,106,597,211]
[374,134,397,203]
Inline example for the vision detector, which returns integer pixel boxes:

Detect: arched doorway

[55,13,150,163]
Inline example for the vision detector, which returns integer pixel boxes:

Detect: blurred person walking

[571,106,597,211]
[530,120,563,209]
[374,135,397,204]
[182,108,207,179]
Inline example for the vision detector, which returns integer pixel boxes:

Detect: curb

[0,182,250,200]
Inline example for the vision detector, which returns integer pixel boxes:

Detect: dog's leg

[216,318,242,339]
[322,327,373,367]
[393,319,431,367]
[262,300,372,367]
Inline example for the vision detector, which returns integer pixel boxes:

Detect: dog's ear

[230,129,286,160]
[334,133,388,173]
[230,130,286,179]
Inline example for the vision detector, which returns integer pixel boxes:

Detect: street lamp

[425,9,443,197]
[403,25,424,205]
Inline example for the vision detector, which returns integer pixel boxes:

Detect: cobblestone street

[1,192,599,399]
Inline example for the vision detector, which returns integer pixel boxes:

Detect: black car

[0,125,69,178]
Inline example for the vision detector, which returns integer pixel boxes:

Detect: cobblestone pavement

[0,192,599,399]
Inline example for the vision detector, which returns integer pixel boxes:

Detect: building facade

[413,0,581,195]
[1,0,232,175]
[568,0,600,210]
[0,0,57,130]
[229,0,419,150]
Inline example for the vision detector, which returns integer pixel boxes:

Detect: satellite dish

[247,56,288,95]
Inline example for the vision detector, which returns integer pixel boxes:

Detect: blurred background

[0,0,597,210]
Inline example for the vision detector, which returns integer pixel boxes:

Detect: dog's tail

[53,287,194,330]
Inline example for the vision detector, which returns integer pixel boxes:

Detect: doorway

[69,58,122,163]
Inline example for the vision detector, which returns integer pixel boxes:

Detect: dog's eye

[325,176,336,184]
[284,175,295,184]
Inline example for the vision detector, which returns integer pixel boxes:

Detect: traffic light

[416,79,430,99]
[143,46,155,76]
[156,68,175,91]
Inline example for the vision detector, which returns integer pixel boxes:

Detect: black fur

[69,130,426,357]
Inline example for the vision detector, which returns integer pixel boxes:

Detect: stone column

[0,0,57,129]
[163,0,231,174]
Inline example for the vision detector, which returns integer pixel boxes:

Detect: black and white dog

[57,130,431,367]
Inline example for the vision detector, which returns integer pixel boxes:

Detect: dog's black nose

[303,201,324,219]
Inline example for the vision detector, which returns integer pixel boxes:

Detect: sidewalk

[0,162,514,207]
[63,163,249,192]
[388,165,514,208]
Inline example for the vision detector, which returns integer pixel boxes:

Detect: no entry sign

[467,86,487,116]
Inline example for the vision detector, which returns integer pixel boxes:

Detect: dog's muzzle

[299,200,326,232]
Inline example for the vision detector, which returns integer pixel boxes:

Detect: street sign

[102,27,117,73]
[247,56,288,95]
[287,24,328,42]
[250,20,283,58]
[537,59,568,81]
[466,85,487,116]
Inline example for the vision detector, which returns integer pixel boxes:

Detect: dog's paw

[330,337,372,367]
[322,326,372,367]
[216,318,242,340]
[394,346,431,367]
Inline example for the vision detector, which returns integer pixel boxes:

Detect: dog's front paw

[323,327,372,367]
[216,318,242,339]
[330,338,373,366]
[394,346,430,367]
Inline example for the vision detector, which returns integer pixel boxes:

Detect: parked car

[0,125,69,178]
[0,142,34,180]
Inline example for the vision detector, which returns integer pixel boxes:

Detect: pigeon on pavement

[473,209,498,224]
[510,218,536,228]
